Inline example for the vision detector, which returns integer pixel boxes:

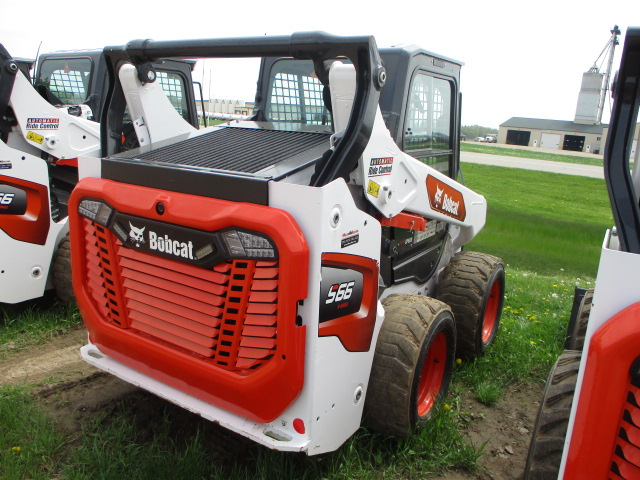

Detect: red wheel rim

[416,331,447,418]
[482,278,502,344]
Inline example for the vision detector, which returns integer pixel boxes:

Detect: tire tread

[364,295,455,436]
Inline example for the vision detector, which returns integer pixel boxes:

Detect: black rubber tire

[435,251,505,359]
[52,234,75,303]
[524,350,581,480]
[364,294,456,436]
[566,288,593,351]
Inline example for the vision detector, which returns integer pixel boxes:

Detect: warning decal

[26,131,44,144]
[367,180,380,198]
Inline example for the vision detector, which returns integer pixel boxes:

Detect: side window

[403,73,453,175]
[266,59,332,128]
[37,58,92,105]
[157,71,189,121]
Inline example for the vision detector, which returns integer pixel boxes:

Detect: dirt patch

[1,328,542,479]
[448,384,543,480]
[0,325,94,386]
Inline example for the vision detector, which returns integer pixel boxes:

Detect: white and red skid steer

[68,32,505,454]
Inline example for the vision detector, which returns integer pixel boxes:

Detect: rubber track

[364,294,454,436]
[435,251,504,358]
[524,350,582,479]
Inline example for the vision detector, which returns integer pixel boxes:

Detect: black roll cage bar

[0,44,19,141]
[100,31,385,187]
[605,27,640,254]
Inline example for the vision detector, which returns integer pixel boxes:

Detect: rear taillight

[222,229,276,259]
[78,198,113,227]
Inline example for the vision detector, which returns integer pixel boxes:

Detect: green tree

[461,125,498,140]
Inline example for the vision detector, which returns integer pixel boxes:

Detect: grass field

[463,163,611,278]
[0,162,613,479]
[461,142,605,166]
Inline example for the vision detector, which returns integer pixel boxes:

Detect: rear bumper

[81,342,310,452]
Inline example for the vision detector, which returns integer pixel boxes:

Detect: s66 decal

[0,185,27,215]
[326,280,356,304]
[318,253,379,352]
[320,268,363,321]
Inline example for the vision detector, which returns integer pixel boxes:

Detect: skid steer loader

[68,32,505,455]
[0,43,200,304]
[525,26,640,479]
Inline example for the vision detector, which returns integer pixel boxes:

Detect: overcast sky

[1,0,636,128]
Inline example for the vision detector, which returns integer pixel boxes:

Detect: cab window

[157,71,189,121]
[403,73,453,175]
[266,59,332,130]
[36,58,92,105]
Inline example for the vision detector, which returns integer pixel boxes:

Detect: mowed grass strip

[462,163,612,278]
[461,142,604,166]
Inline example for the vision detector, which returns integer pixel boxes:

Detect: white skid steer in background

[0,44,200,304]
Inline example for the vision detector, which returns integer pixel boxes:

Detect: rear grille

[83,219,279,373]
[611,384,640,478]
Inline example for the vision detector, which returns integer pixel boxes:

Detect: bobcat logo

[434,185,444,206]
[129,222,146,247]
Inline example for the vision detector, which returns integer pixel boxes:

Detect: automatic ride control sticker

[26,118,59,130]
[368,157,394,177]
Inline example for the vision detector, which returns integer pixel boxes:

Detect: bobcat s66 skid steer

[0,44,199,304]
[68,32,505,455]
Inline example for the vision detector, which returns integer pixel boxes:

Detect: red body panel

[69,177,309,423]
[0,175,50,245]
[377,212,427,231]
[318,253,378,352]
[564,303,640,478]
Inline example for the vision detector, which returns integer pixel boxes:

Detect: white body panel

[119,64,197,147]
[326,62,486,251]
[355,109,486,250]
[269,179,383,454]
[329,62,356,134]
[0,141,68,303]
[10,72,100,159]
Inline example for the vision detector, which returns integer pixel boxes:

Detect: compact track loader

[525,26,640,479]
[69,32,505,454]
[0,44,199,304]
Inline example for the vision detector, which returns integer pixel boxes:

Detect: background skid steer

[525,26,640,479]
[69,32,504,455]
[0,44,199,304]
